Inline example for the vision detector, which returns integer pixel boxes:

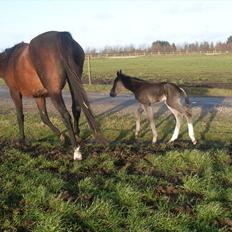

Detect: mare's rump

[29,31,85,92]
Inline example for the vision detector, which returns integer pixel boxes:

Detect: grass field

[82,54,232,85]
[1,54,232,231]
[1,106,232,231]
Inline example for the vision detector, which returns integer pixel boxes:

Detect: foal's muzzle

[110,92,116,97]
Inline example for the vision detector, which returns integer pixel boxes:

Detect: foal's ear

[117,70,122,76]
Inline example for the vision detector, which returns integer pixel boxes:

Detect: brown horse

[110,70,196,144]
[0,31,103,160]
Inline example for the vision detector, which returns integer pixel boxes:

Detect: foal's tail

[164,83,192,118]
[179,87,190,105]
[57,32,105,143]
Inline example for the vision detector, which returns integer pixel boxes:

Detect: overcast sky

[0,0,232,50]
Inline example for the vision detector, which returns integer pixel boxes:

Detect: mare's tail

[57,32,106,143]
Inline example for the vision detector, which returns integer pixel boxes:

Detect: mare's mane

[0,42,26,65]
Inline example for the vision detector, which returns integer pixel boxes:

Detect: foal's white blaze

[188,123,197,144]
[73,146,82,160]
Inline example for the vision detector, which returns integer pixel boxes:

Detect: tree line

[86,36,232,55]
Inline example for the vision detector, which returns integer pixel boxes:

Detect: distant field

[82,54,232,85]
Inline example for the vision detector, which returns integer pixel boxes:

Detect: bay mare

[0,31,104,160]
[110,70,196,144]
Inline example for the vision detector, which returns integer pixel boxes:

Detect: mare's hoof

[75,135,82,143]
[59,134,66,143]
[73,146,82,160]
[14,138,30,148]
[60,134,71,146]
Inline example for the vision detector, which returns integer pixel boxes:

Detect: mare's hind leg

[135,105,143,139]
[68,81,81,141]
[50,93,82,160]
[166,104,182,142]
[143,105,157,143]
[35,97,64,142]
[10,91,27,144]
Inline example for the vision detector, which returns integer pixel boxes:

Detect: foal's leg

[135,105,143,138]
[10,91,26,144]
[35,97,64,142]
[184,112,197,145]
[166,104,182,142]
[50,92,82,160]
[143,105,157,143]
[166,99,196,145]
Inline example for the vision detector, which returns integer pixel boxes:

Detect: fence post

[87,55,92,85]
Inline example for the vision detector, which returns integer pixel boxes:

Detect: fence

[85,51,232,85]
[86,50,232,58]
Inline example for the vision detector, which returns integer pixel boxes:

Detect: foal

[110,70,196,144]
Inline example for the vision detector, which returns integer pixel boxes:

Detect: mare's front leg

[10,91,28,145]
[143,105,157,143]
[135,105,143,139]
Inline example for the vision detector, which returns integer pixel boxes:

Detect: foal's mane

[119,73,150,84]
[0,42,26,65]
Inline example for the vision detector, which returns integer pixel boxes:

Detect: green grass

[1,106,232,231]
[83,54,232,85]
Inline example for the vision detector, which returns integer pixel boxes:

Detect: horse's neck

[121,76,141,93]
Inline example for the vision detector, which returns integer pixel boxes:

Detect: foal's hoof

[152,137,157,144]
[192,140,197,145]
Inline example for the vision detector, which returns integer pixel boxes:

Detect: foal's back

[134,81,171,104]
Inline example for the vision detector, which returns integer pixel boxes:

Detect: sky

[0,0,232,51]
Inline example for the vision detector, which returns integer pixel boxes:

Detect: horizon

[0,0,232,51]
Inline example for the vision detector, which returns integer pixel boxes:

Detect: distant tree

[199,42,210,52]
[151,40,175,53]
[226,36,232,44]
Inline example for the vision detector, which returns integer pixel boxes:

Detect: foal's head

[110,70,124,97]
